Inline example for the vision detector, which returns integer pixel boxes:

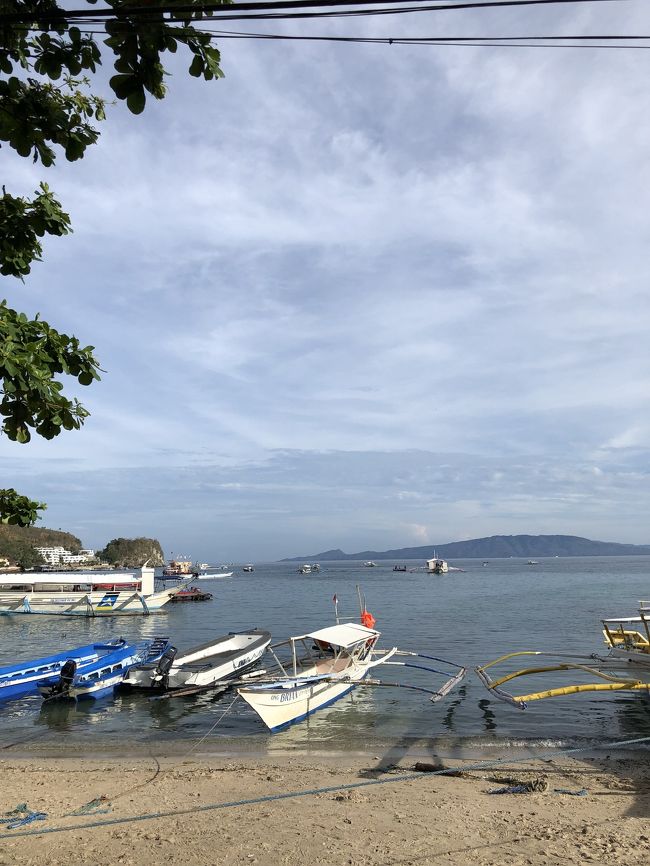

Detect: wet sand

[1,749,649,865]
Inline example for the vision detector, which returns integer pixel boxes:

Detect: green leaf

[126,87,146,115]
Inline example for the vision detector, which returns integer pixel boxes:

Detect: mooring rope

[1,733,649,839]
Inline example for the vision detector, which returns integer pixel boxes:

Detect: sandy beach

[1,747,648,865]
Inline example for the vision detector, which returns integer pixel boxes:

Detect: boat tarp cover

[300,623,379,649]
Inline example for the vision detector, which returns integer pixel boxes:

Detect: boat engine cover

[154,646,177,689]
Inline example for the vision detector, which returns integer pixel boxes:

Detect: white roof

[0,572,140,585]
[603,616,646,624]
[299,622,380,649]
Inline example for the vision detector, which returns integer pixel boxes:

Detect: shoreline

[1,749,649,864]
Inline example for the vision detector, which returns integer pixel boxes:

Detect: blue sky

[3,2,650,560]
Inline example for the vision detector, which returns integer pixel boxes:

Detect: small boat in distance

[393,565,407,572]
[298,564,312,574]
[0,639,129,703]
[169,586,213,602]
[124,629,272,693]
[426,557,449,574]
[363,561,377,568]
[527,560,539,565]
[163,557,196,577]
[242,564,255,573]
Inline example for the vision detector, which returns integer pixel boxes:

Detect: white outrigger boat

[475,599,650,709]
[237,593,466,732]
[0,566,184,616]
[123,629,271,692]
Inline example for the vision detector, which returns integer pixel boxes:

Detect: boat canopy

[603,616,646,624]
[300,623,379,649]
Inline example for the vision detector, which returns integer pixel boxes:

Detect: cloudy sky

[3,1,650,560]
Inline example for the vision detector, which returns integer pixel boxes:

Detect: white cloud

[3,2,650,556]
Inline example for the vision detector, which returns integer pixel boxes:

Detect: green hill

[0,525,82,569]
[97,537,165,568]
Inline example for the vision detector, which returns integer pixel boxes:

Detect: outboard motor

[47,659,77,699]
[152,646,177,690]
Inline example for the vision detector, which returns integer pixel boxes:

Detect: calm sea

[1,557,649,758]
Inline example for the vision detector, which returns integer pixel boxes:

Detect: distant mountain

[281,534,650,561]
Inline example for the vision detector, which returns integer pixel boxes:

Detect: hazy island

[281,534,650,562]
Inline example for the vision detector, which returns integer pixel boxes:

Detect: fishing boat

[194,570,234,580]
[124,629,272,692]
[0,566,184,616]
[393,565,407,572]
[169,586,213,602]
[162,557,197,577]
[0,639,129,703]
[426,557,448,574]
[601,603,650,670]
[475,599,650,708]
[236,592,466,732]
[38,636,172,701]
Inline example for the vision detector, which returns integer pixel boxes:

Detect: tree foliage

[1,0,227,524]
[0,299,101,443]
[0,487,46,525]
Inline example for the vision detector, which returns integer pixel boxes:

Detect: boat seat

[604,628,650,648]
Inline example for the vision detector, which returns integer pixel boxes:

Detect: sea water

[1,556,649,759]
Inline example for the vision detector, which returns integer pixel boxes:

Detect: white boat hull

[125,630,271,690]
[0,587,178,617]
[238,663,368,731]
[603,647,650,672]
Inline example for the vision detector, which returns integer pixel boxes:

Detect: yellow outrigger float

[475,601,650,709]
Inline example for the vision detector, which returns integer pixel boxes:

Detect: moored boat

[237,622,387,731]
[38,637,172,700]
[426,557,449,574]
[0,639,129,702]
[162,557,197,577]
[124,629,272,691]
[0,567,184,616]
[169,586,213,602]
[236,593,466,732]
[475,600,650,708]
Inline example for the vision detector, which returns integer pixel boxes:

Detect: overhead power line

[31,20,650,49]
[0,0,630,26]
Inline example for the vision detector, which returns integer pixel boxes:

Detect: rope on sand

[0,804,48,829]
[1,733,649,839]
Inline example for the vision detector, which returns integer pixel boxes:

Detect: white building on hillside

[35,547,96,565]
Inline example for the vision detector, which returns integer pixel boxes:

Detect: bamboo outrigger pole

[475,650,650,709]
